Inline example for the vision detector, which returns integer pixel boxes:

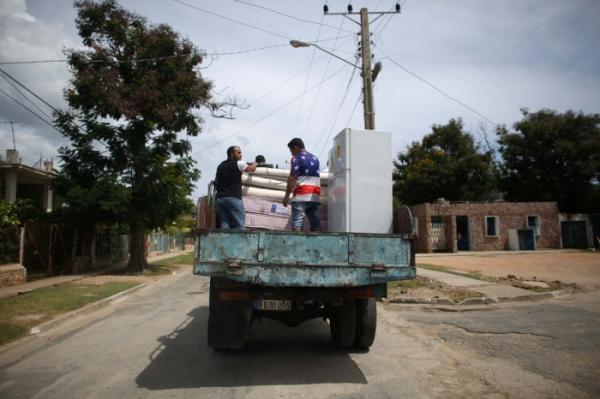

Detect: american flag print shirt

[291,151,321,202]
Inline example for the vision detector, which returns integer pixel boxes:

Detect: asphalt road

[1,271,599,398]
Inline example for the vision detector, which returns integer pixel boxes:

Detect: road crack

[442,323,555,339]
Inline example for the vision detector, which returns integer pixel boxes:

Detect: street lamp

[289,39,381,130]
[289,40,358,69]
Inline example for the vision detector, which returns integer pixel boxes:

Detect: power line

[0,68,59,113]
[0,87,62,134]
[0,39,355,66]
[232,0,355,34]
[292,14,325,136]
[0,73,54,120]
[196,66,346,154]
[173,0,292,40]
[316,59,359,158]
[247,56,329,108]
[302,16,350,134]
[0,47,279,66]
[377,46,498,126]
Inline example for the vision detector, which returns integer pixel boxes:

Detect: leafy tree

[497,109,600,213]
[394,118,498,205]
[0,199,42,264]
[54,0,220,272]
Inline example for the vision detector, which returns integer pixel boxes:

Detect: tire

[330,299,357,349]
[354,298,377,349]
[207,277,250,350]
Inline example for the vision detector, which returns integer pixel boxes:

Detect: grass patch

[141,252,194,276]
[417,263,489,281]
[388,279,427,290]
[0,281,138,346]
[0,322,28,346]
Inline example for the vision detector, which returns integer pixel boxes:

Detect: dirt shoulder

[417,251,600,291]
[387,276,483,304]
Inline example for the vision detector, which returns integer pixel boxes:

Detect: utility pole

[324,4,401,130]
[360,8,374,130]
[1,121,18,149]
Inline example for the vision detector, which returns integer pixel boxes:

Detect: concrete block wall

[0,264,27,287]
[410,201,561,253]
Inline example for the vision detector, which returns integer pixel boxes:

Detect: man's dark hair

[255,155,266,163]
[226,146,238,159]
[287,138,305,150]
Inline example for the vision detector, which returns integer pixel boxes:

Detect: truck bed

[194,229,415,287]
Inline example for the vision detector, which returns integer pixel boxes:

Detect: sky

[1,0,599,198]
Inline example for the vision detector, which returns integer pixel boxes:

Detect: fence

[3,223,191,276]
[147,231,187,255]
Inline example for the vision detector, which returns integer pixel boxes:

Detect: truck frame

[194,226,416,350]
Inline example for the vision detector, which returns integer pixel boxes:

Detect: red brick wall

[410,202,560,252]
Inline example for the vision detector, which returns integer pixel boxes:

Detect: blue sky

[1,0,599,198]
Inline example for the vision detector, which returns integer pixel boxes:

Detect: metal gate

[561,221,588,249]
[430,219,447,251]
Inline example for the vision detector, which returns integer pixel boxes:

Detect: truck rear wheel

[330,299,357,349]
[354,298,377,349]
[208,277,251,350]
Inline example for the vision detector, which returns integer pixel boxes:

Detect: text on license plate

[255,299,292,311]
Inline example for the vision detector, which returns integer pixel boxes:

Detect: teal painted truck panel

[194,230,415,287]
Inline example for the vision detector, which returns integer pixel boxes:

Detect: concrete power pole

[359,8,375,130]
[324,4,400,130]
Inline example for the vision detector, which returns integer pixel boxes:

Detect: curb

[388,289,568,306]
[30,283,148,335]
[0,283,148,355]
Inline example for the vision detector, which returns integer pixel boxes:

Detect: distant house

[409,200,561,253]
[559,213,600,249]
[0,149,54,211]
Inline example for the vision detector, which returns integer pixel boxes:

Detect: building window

[527,215,540,236]
[485,216,499,237]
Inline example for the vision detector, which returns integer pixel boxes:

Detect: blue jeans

[292,201,321,231]
[215,197,245,229]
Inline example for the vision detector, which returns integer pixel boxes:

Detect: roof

[0,162,55,184]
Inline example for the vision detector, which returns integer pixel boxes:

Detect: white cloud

[0,0,35,22]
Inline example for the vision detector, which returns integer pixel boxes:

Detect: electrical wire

[292,14,325,136]
[0,38,356,66]
[344,93,362,129]
[0,74,54,120]
[0,87,62,134]
[173,0,292,40]
[232,0,355,34]
[301,16,350,135]
[195,66,346,154]
[315,55,360,157]
[0,68,59,113]
[246,58,326,108]
[377,45,498,126]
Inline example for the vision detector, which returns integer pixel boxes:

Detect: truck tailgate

[194,230,415,287]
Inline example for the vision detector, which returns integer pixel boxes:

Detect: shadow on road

[136,306,368,389]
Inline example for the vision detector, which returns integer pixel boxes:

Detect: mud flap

[207,277,251,350]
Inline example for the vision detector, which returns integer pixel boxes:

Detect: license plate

[254,299,292,311]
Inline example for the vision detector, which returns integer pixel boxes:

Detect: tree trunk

[127,223,147,273]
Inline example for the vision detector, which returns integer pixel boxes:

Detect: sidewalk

[417,267,535,298]
[0,250,193,300]
[413,267,559,305]
[416,249,586,258]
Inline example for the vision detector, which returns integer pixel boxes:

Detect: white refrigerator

[327,128,393,233]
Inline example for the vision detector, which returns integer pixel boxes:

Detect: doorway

[561,221,588,249]
[456,216,470,251]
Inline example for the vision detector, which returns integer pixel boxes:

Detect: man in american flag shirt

[283,138,321,232]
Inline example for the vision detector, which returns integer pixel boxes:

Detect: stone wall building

[409,200,561,253]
